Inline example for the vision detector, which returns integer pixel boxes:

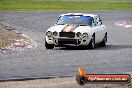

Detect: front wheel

[45,40,54,49]
[100,34,107,46]
[88,37,95,49]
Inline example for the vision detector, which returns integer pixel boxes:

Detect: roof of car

[60,13,97,17]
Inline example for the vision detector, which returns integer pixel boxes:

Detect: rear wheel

[45,40,54,49]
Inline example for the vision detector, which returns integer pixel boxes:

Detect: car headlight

[76,32,81,37]
[53,31,58,36]
[46,31,52,37]
[82,33,88,38]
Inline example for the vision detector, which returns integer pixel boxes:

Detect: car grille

[58,39,79,45]
[59,32,75,38]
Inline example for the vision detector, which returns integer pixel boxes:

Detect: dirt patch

[0,24,35,54]
[0,24,23,48]
[0,77,131,88]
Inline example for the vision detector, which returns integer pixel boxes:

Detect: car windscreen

[57,15,93,26]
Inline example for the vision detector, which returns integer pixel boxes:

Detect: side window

[57,16,62,24]
[91,17,102,27]
[93,17,98,27]
[95,16,102,26]
[98,17,102,25]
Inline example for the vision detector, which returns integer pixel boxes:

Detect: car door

[92,16,101,43]
[94,16,105,43]
[98,17,106,42]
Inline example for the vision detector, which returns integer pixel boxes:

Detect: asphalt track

[0,10,132,80]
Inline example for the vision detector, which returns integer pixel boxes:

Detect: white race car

[45,13,107,49]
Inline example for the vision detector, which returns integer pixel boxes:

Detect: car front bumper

[46,36,91,46]
[55,38,80,45]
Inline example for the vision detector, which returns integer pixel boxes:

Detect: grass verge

[0,0,132,10]
[0,24,24,48]
[0,40,15,48]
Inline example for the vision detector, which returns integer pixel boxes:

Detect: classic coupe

[45,13,107,49]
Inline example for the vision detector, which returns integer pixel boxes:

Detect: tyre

[88,37,95,49]
[100,33,107,46]
[45,40,54,49]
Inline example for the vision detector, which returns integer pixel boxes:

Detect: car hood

[47,25,92,33]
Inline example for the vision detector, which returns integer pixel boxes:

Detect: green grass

[0,40,14,48]
[0,0,132,10]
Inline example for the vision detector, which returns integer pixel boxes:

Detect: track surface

[0,10,132,80]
